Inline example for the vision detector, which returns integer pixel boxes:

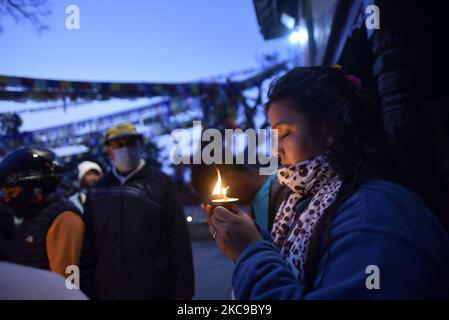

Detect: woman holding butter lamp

[202,66,449,299]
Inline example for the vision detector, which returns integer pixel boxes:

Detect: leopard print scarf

[271,151,342,281]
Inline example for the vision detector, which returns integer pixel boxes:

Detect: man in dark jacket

[81,123,194,300]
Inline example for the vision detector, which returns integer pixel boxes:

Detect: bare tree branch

[0,0,51,33]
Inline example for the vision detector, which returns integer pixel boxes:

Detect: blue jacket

[233,180,449,299]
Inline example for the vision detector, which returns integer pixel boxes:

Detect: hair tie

[345,74,362,90]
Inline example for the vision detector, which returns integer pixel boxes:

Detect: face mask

[112,146,142,173]
[3,188,42,218]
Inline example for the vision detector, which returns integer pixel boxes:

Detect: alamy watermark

[365,5,380,30]
[170,121,279,175]
[365,265,380,290]
[65,265,80,290]
[65,5,80,30]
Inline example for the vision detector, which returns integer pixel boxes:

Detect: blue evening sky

[0,0,292,82]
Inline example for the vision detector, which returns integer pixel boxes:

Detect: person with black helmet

[0,147,85,278]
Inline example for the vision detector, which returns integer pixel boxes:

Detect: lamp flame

[212,168,229,198]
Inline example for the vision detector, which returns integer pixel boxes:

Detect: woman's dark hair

[266,66,405,291]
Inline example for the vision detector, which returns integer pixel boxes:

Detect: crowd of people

[1,66,449,300]
[0,123,194,299]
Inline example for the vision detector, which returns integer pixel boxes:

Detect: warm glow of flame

[212,168,229,198]
[222,186,229,197]
[212,168,222,195]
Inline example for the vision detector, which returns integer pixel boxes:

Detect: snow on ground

[51,144,89,157]
[1,97,163,132]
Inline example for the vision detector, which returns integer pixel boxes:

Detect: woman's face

[268,100,329,167]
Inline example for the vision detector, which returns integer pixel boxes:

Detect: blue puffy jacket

[233,180,449,299]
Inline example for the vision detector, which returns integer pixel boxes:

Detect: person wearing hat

[81,123,194,300]
[0,147,84,279]
[69,161,103,213]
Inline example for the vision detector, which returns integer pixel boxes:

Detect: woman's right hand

[200,204,262,261]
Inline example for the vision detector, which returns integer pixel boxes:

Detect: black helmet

[0,147,63,192]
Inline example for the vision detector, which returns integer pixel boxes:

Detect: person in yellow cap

[81,123,194,300]
[104,123,144,174]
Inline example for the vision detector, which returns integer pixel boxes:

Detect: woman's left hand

[206,205,263,261]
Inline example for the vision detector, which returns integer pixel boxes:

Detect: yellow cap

[105,123,143,144]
